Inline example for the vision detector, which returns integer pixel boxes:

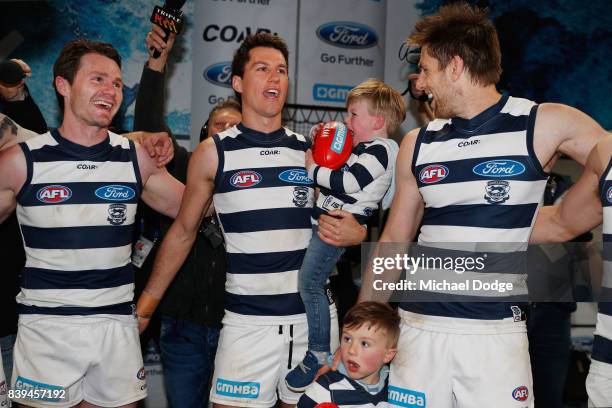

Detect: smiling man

[358,3,608,408]
[138,32,367,408]
[0,39,183,408]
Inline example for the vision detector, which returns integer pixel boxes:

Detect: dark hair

[343,302,400,347]
[408,2,502,86]
[231,32,289,101]
[53,39,122,111]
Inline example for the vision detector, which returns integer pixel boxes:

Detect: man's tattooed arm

[0,113,38,150]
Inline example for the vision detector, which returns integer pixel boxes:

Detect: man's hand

[318,210,367,247]
[146,24,176,72]
[125,131,174,167]
[10,59,31,77]
[136,290,161,334]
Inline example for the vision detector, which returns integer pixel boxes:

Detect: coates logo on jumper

[137,367,146,381]
[95,185,136,201]
[316,21,378,49]
[204,62,232,88]
[512,385,529,401]
[419,164,449,184]
[230,170,262,188]
[37,185,72,204]
[472,159,525,178]
[278,169,313,185]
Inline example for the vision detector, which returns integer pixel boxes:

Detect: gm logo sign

[216,379,260,399]
[316,21,378,49]
[313,83,353,103]
[204,62,232,88]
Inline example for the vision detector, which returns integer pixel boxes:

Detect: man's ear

[448,55,465,82]
[55,76,70,98]
[383,347,397,364]
[232,75,243,94]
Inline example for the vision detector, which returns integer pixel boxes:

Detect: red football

[314,404,339,408]
[312,121,353,170]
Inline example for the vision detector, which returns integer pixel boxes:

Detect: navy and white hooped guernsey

[405,95,549,320]
[15,129,141,316]
[212,124,314,324]
[592,156,612,365]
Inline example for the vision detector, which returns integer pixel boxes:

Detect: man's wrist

[136,290,161,318]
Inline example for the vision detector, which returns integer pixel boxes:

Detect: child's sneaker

[285,351,322,391]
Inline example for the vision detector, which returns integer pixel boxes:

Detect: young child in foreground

[296,301,400,408]
[286,79,406,390]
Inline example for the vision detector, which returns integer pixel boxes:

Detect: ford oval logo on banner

[316,22,378,49]
[204,62,232,88]
[472,159,526,178]
[95,185,136,201]
[278,169,313,185]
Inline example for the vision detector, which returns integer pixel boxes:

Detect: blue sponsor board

[215,379,260,399]
[313,83,353,103]
[316,21,378,49]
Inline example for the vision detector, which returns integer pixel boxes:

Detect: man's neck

[58,114,108,147]
[454,85,501,120]
[241,110,281,134]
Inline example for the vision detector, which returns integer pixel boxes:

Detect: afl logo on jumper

[419,164,449,184]
[37,185,72,204]
[137,367,146,380]
[512,385,529,401]
[95,185,136,201]
[473,159,525,178]
[230,170,262,188]
[316,22,378,49]
[607,186,612,203]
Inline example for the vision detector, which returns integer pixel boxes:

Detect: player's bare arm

[533,103,608,171]
[136,142,184,218]
[358,128,425,302]
[136,138,217,331]
[0,145,26,222]
[531,137,612,243]
[0,113,39,150]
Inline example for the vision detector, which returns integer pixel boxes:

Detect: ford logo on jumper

[204,62,232,88]
[316,22,378,49]
[472,159,526,178]
[278,169,313,185]
[95,185,136,201]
